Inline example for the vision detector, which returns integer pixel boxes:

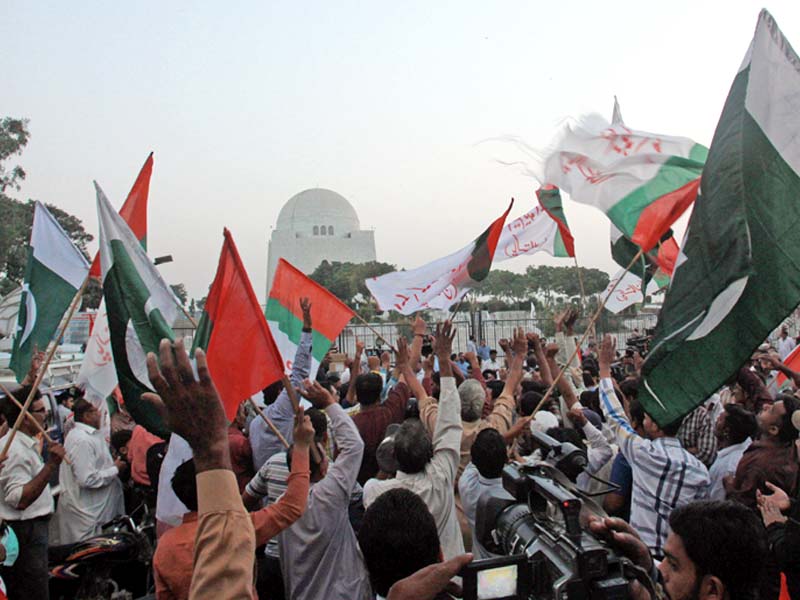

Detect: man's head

[110,429,134,458]
[482,369,496,381]
[643,411,683,439]
[355,373,383,406]
[458,379,485,422]
[660,500,766,600]
[2,385,45,436]
[757,394,800,443]
[715,404,757,446]
[780,325,789,339]
[367,355,381,371]
[393,419,433,474]
[73,398,101,430]
[171,459,198,512]
[489,349,497,360]
[358,488,441,597]
[471,428,506,479]
[288,407,329,481]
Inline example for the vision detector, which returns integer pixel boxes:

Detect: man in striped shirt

[597,335,710,559]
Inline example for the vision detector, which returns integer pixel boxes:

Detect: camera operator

[589,500,767,600]
[596,335,710,560]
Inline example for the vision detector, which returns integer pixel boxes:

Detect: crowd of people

[0,300,799,600]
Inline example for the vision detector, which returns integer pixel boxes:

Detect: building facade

[266,188,376,295]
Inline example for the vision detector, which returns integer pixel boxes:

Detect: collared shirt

[708,437,752,501]
[250,331,312,470]
[188,469,255,600]
[0,430,53,521]
[364,378,465,561]
[599,378,709,558]
[477,345,490,361]
[481,358,502,373]
[458,463,505,559]
[245,451,290,558]
[278,403,371,600]
[677,404,717,467]
[56,422,123,544]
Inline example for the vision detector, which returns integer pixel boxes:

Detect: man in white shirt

[777,325,796,361]
[708,403,757,500]
[56,399,126,544]
[481,350,502,374]
[0,385,66,600]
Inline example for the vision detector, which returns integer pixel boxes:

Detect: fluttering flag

[601,269,663,314]
[366,200,514,314]
[266,258,354,377]
[777,345,800,387]
[495,187,573,261]
[541,111,707,252]
[80,153,153,407]
[640,10,800,425]
[96,183,178,437]
[9,202,90,381]
[610,223,678,287]
[192,230,285,421]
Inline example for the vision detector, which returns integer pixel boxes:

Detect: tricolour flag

[267,258,354,377]
[640,10,800,425]
[97,182,177,437]
[610,223,679,290]
[366,200,514,314]
[9,202,89,381]
[495,187,573,261]
[192,230,285,421]
[601,268,663,314]
[541,113,707,252]
[79,153,153,406]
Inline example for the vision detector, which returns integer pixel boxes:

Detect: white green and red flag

[495,187,574,262]
[96,182,178,437]
[366,200,514,314]
[192,230,285,420]
[541,112,707,252]
[9,202,90,381]
[640,10,800,425]
[79,153,153,407]
[266,258,354,376]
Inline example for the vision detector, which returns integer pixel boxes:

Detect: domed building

[266,188,377,294]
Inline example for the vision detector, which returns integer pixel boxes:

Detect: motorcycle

[48,506,155,600]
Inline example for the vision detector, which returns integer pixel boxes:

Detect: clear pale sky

[3,1,799,300]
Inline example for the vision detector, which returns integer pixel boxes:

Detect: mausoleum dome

[275,188,361,235]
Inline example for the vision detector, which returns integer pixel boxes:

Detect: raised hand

[300,379,336,409]
[598,334,616,378]
[412,316,427,337]
[498,338,511,355]
[144,338,229,472]
[433,321,456,377]
[563,307,579,333]
[544,342,560,360]
[396,336,410,369]
[293,407,315,447]
[300,297,312,330]
[355,339,365,358]
[511,327,527,356]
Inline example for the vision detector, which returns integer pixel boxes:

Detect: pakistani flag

[610,223,677,289]
[9,202,89,381]
[96,183,178,437]
[640,10,800,426]
[495,188,574,262]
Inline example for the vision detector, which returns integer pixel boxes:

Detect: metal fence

[336,311,660,357]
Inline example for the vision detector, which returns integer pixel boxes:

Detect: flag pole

[573,256,587,308]
[277,377,324,463]
[528,248,645,419]
[351,313,397,353]
[1,276,89,461]
[177,302,197,329]
[0,383,70,462]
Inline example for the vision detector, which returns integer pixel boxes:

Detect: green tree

[0,118,30,193]
[309,260,396,319]
[170,283,188,306]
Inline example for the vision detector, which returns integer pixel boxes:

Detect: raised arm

[346,339,365,407]
[486,329,525,434]
[429,322,463,485]
[397,337,427,404]
[528,333,552,386]
[408,316,427,371]
[766,353,800,389]
[545,343,580,410]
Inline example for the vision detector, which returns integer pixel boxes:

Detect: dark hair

[723,404,757,445]
[471,428,506,479]
[486,380,504,401]
[358,489,440,597]
[355,373,383,406]
[777,394,800,444]
[619,378,639,401]
[669,500,767,600]
[482,369,496,380]
[489,349,497,356]
[110,429,133,452]
[306,408,328,441]
[627,398,645,429]
[2,385,41,425]
[171,459,198,512]
[72,399,94,424]
[582,371,596,388]
[546,427,586,452]
[262,380,284,405]
[659,415,684,437]
[393,420,433,474]
[520,391,543,417]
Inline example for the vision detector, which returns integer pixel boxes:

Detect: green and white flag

[96,183,178,436]
[9,202,89,381]
[640,10,800,425]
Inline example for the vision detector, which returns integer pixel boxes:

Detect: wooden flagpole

[1,276,89,461]
[573,256,588,309]
[247,398,289,449]
[529,248,645,419]
[279,376,323,463]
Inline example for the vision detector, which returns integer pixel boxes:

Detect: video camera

[462,431,641,600]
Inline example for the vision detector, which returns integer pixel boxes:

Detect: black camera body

[469,432,633,600]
